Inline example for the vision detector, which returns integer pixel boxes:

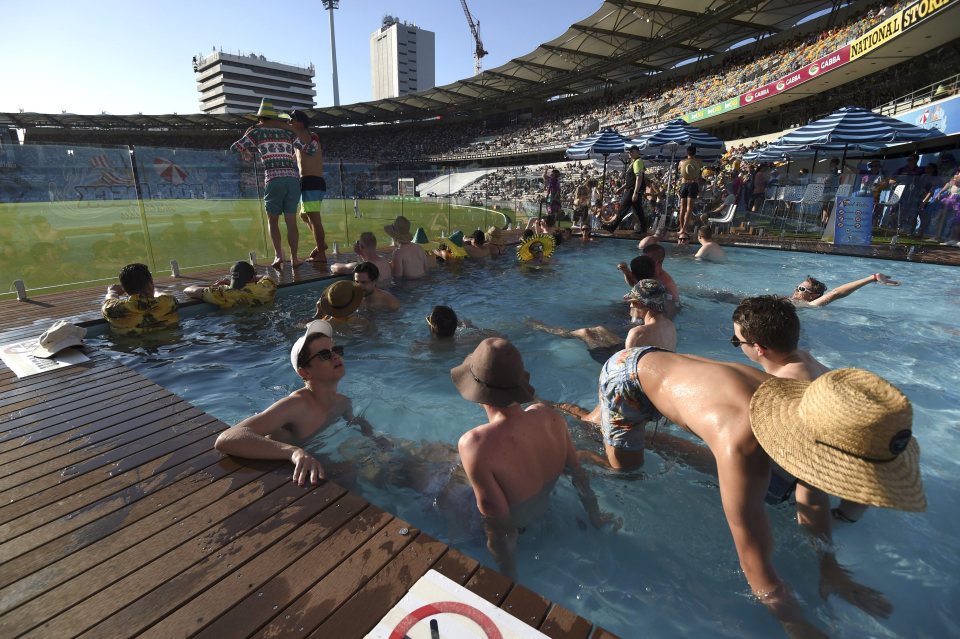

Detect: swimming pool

[90,243,960,638]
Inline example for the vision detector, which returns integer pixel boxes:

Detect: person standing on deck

[290,110,328,264]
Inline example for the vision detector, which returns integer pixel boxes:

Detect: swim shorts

[679,182,700,199]
[264,176,301,216]
[300,175,327,214]
[766,462,798,505]
[598,346,669,450]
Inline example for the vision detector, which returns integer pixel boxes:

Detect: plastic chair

[792,183,825,231]
[778,185,806,231]
[708,203,737,233]
[878,184,906,229]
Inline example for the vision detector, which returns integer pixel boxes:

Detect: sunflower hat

[517,233,556,262]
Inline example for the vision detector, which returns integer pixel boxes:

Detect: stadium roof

[1,0,842,131]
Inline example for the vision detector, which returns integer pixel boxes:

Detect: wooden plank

[248,521,423,639]
[0,451,250,591]
[590,627,623,639]
[540,606,594,639]
[4,470,296,637]
[0,391,189,473]
[0,407,218,520]
[307,532,450,639]
[75,483,354,639]
[431,546,480,586]
[501,583,552,629]
[464,564,515,606]
[0,416,222,529]
[143,496,382,639]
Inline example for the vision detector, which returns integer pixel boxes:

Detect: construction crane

[459,0,488,75]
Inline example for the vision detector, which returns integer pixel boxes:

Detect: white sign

[0,339,89,379]
[366,570,549,639]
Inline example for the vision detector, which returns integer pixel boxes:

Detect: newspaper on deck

[0,339,89,379]
[366,569,549,639]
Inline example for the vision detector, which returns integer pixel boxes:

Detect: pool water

[91,242,960,638]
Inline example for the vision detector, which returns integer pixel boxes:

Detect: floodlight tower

[321,0,341,106]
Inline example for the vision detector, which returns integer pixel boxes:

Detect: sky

[0,0,595,115]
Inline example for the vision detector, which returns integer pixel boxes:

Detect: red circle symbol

[389,601,504,639]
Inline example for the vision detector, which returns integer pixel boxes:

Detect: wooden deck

[0,258,619,639]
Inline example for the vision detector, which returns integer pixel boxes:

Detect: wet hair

[698,226,713,240]
[296,333,330,369]
[522,228,535,240]
[805,276,827,295]
[353,261,379,281]
[358,231,377,249]
[552,230,563,246]
[641,243,666,265]
[471,229,486,246]
[733,295,800,352]
[629,255,657,280]
[118,263,153,295]
[687,145,697,156]
[428,305,458,338]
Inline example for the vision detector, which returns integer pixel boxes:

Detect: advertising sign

[850,0,955,60]
[832,193,874,246]
[683,97,740,124]
[895,94,960,135]
[740,45,851,107]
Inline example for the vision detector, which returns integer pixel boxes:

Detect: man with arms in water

[452,338,611,579]
[214,320,373,485]
[791,272,899,307]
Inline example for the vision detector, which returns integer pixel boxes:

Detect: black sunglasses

[305,345,344,364]
[729,336,756,348]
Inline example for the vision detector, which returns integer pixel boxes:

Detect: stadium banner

[740,45,851,107]
[894,94,960,135]
[850,0,955,60]
[683,97,740,124]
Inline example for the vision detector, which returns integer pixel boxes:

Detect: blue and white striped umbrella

[779,106,943,147]
[565,129,634,160]
[742,142,884,162]
[632,118,725,160]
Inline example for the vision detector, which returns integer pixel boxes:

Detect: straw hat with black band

[750,368,925,511]
[318,280,363,318]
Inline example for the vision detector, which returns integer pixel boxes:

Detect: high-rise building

[194,50,316,114]
[370,16,435,101]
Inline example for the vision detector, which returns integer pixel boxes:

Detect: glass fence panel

[0,143,148,296]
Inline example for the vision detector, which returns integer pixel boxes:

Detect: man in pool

[619,244,679,318]
[732,295,869,524]
[452,338,612,579]
[183,260,276,308]
[214,320,375,485]
[559,351,922,635]
[386,215,433,280]
[792,272,899,307]
[352,262,400,311]
[330,231,393,287]
[102,263,179,335]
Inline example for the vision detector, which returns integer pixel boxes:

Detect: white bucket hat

[289,320,333,372]
[33,321,86,358]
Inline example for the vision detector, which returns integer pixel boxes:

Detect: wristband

[873,273,879,282]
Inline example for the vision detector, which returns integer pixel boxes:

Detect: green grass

[0,198,520,299]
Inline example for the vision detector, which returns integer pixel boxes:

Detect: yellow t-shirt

[200,277,277,309]
[101,294,180,335]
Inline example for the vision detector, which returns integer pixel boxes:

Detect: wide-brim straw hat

[750,368,925,511]
[384,216,413,243]
[319,280,363,318]
[517,234,555,262]
[451,338,535,407]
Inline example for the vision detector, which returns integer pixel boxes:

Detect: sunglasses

[304,345,344,364]
[729,336,756,348]
[795,285,815,293]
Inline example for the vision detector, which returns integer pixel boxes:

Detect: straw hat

[450,338,535,407]
[256,98,282,119]
[33,320,85,358]
[750,368,925,511]
[289,320,333,372]
[384,216,413,243]
[486,226,504,246]
[318,280,363,318]
[624,279,666,313]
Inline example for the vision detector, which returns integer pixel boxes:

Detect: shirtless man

[791,272,899,307]
[330,231,392,287]
[694,226,726,261]
[464,230,491,258]
[528,279,676,363]
[733,295,868,524]
[214,320,372,484]
[386,216,432,280]
[353,262,400,311]
[677,145,703,240]
[452,338,611,579]
[291,110,327,264]
[560,351,922,636]
[620,244,679,318]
